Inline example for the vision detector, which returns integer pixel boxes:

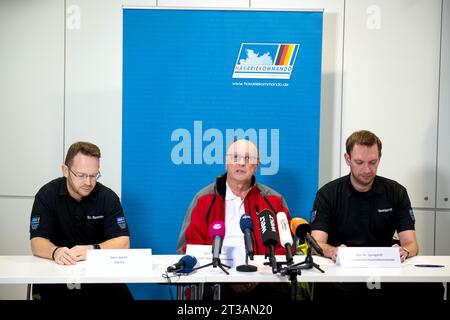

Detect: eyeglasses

[226,154,258,164]
[68,167,101,181]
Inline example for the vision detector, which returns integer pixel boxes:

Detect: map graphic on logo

[232,43,300,79]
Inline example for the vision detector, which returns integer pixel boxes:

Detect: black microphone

[258,208,279,273]
[240,214,254,260]
[291,217,324,256]
[209,221,225,267]
[276,211,294,264]
[236,214,258,272]
[167,255,197,273]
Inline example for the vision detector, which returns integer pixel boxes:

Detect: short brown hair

[64,141,101,167]
[346,130,382,158]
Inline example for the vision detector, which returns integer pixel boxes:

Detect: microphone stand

[280,265,302,300]
[262,246,279,274]
[195,257,231,275]
[236,252,257,272]
[267,254,294,271]
[263,245,295,272]
[279,239,325,301]
[291,238,325,273]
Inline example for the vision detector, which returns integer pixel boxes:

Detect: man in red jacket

[176,139,291,299]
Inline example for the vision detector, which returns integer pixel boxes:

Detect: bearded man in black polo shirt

[310,130,443,300]
[29,141,132,300]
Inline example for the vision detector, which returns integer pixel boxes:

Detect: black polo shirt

[30,177,129,247]
[311,174,415,247]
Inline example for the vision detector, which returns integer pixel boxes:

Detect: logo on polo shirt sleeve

[31,216,40,230]
[408,208,415,222]
[310,210,317,223]
[116,216,127,229]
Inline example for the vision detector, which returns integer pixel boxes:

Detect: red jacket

[176,173,291,255]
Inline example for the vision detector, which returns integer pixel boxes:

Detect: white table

[1,254,449,299]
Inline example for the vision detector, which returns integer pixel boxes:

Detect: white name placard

[87,249,152,275]
[336,247,401,268]
[186,244,244,268]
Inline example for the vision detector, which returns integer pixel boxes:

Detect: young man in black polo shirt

[310,130,443,299]
[29,141,132,300]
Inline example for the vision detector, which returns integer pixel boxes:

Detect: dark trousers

[313,282,445,300]
[33,283,133,300]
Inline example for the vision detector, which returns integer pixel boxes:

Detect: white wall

[0,0,64,196]
[0,0,448,299]
[437,0,450,210]
[435,0,450,255]
[341,0,441,209]
[0,0,64,300]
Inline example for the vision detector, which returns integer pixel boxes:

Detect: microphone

[167,255,197,273]
[290,217,324,256]
[258,208,279,273]
[209,221,225,267]
[239,214,254,260]
[236,214,257,272]
[276,212,294,264]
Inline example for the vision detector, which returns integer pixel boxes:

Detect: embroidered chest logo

[87,215,104,220]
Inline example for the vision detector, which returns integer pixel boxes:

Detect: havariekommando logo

[232,43,300,80]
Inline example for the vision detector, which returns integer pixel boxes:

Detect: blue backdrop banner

[122,8,323,299]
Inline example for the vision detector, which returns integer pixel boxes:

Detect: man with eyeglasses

[176,139,292,299]
[29,141,132,300]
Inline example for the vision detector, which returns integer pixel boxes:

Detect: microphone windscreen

[276,212,293,246]
[181,255,197,269]
[259,209,278,246]
[290,217,302,234]
[290,217,311,241]
[209,221,226,239]
[240,214,254,232]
